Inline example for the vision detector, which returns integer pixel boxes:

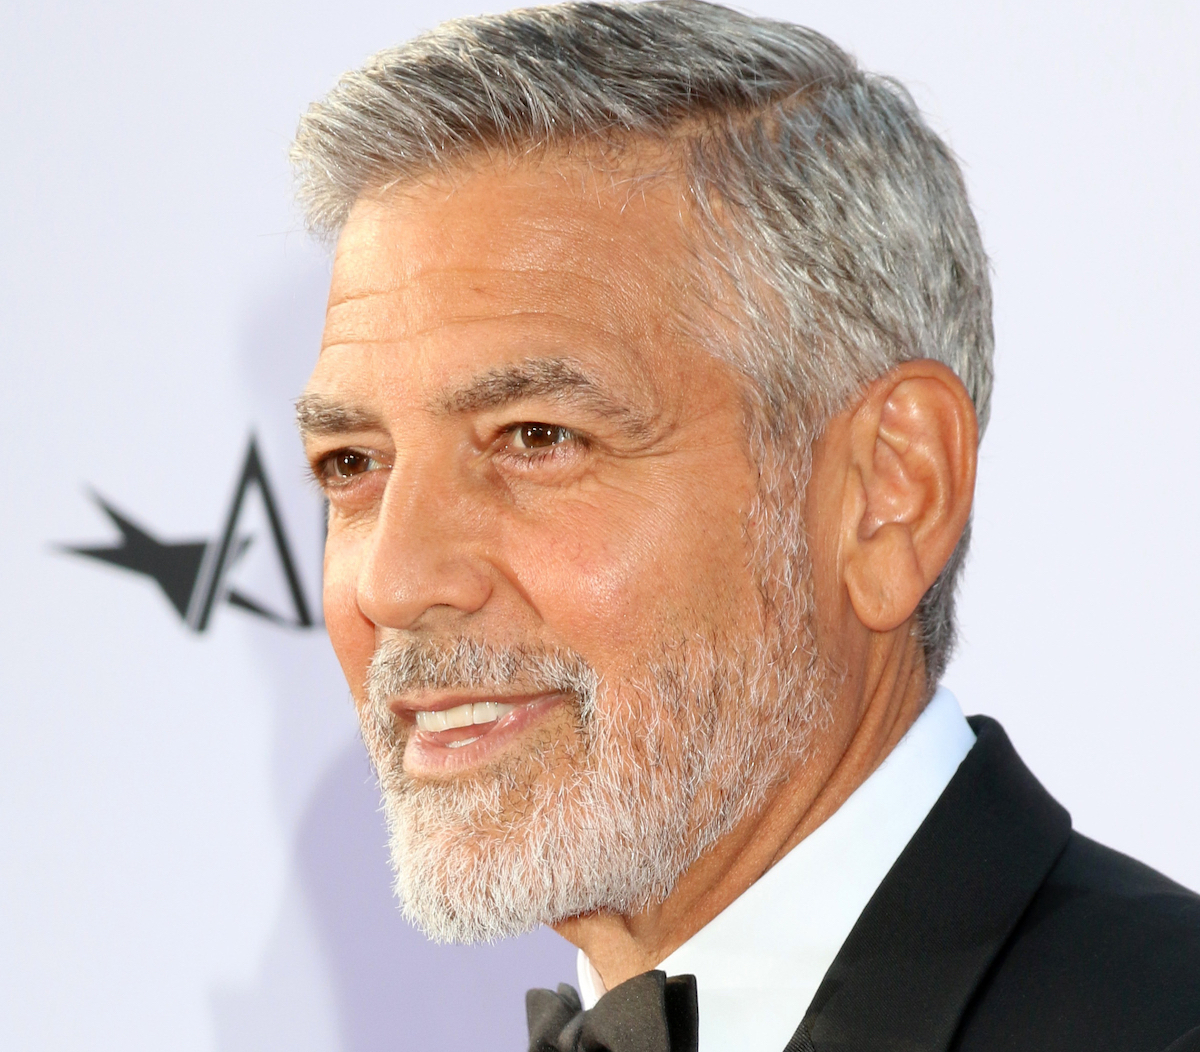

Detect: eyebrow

[437,358,653,437]
[295,395,385,441]
[296,357,655,444]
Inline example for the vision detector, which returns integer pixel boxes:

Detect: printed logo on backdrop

[64,437,318,632]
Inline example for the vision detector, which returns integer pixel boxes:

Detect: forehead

[311,156,703,403]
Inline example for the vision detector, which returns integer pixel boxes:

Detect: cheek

[502,480,757,653]
[322,528,375,700]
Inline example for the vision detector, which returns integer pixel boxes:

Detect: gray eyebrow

[295,394,385,440]
[437,358,652,437]
[297,358,655,443]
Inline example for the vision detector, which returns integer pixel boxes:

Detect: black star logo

[63,438,315,632]
[67,498,210,619]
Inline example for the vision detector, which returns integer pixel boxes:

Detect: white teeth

[415,701,517,734]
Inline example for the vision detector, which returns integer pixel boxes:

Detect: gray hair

[290,0,993,685]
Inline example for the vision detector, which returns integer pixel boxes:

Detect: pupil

[522,424,558,447]
[338,452,360,475]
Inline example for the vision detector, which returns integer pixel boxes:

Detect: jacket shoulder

[954,832,1200,1052]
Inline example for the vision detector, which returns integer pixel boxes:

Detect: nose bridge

[357,445,492,629]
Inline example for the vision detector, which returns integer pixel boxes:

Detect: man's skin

[299,155,977,989]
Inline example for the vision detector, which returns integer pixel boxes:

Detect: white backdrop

[2,1,1197,1049]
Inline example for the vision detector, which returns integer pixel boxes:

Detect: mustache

[366,637,599,718]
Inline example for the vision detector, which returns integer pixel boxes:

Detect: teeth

[415,701,517,734]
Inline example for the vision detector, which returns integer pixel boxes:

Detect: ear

[840,360,978,633]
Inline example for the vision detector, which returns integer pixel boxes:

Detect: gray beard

[360,609,832,944]
[360,439,830,944]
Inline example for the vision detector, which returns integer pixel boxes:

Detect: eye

[316,448,385,484]
[508,423,575,450]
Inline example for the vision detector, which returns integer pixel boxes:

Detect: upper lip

[389,690,560,716]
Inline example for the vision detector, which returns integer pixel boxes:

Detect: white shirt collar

[577,687,976,1051]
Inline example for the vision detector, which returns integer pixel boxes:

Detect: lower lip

[402,694,565,776]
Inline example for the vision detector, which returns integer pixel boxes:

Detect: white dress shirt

[576,687,977,1052]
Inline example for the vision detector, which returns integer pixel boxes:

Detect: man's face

[301,158,828,939]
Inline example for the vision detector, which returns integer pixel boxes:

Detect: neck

[552,624,929,990]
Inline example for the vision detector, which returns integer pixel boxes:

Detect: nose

[356,457,493,630]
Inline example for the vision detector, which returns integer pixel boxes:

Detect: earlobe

[841,361,977,634]
[845,524,928,631]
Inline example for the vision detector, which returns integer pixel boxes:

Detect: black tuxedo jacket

[789,716,1200,1052]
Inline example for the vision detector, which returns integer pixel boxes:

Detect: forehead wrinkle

[320,307,628,354]
[326,261,636,314]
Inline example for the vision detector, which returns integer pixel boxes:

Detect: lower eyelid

[499,444,580,469]
[324,469,389,499]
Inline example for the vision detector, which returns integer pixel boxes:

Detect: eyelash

[496,423,587,468]
[312,449,387,488]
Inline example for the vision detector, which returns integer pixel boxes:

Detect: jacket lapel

[796,717,1072,1052]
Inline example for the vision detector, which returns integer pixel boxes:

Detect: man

[290,2,1200,1049]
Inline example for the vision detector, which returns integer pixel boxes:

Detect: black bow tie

[526,970,699,1052]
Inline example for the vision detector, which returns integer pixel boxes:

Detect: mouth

[397,692,565,775]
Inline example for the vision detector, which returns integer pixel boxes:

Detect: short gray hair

[291,0,993,685]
